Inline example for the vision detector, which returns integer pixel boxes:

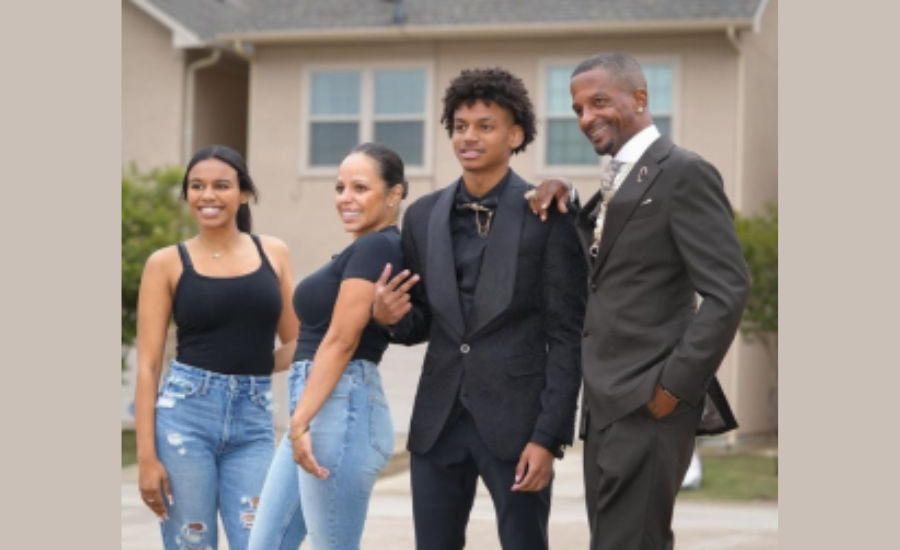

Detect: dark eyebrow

[572,93,607,110]
[189,177,232,184]
[454,115,496,124]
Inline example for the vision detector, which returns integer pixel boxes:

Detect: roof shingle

[142,0,765,40]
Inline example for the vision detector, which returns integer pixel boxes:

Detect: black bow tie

[455,195,499,212]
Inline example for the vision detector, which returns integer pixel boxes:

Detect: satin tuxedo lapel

[467,173,526,337]
[426,183,466,338]
[587,136,675,280]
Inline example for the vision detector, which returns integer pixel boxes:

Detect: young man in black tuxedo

[373,68,586,550]
[529,52,750,549]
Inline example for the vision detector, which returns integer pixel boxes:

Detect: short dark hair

[181,145,259,233]
[440,67,537,155]
[572,52,646,92]
[349,142,408,199]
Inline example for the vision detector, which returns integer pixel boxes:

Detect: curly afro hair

[440,67,537,155]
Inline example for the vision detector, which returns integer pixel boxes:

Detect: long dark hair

[181,145,259,233]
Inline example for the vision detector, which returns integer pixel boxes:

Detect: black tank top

[173,235,283,376]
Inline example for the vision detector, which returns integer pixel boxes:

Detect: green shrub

[735,202,778,435]
[735,202,778,342]
[121,164,194,367]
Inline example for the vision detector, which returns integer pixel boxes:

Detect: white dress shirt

[606,124,661,193]
[569,124,661,202]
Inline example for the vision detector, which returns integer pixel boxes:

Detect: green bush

[735,202,778,435]
[121,164,195,366]
[735,202,778,342]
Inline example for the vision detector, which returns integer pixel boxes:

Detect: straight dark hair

[181,145,259,233]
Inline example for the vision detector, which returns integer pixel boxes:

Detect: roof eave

[217,19,756,45]
[130,0,208,48]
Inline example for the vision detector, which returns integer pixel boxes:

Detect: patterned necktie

[599,159,625,202]
[590,159,626,257]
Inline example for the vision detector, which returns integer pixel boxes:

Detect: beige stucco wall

[246,32,775,438]
[122,0,185,170]
[731,0,779,436]
[191,51,250,158]
[740,0,779,214]
[248,34,741,273]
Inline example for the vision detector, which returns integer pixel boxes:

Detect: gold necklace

[462,203,494,238]
[197,234,241,260]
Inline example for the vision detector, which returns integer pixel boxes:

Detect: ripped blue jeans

[155,360,275,550]
[248,359,394,550]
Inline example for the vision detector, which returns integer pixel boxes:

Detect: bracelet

[288,424,310,441]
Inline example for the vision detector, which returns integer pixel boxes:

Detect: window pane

[644,64,673,113]
[655,117,671,137]
[375,69,425,115]
[546,119,597,165]
[374,121,424,166]
[310,122,358,166]
[546,66,574,114]
[311,71,360,116]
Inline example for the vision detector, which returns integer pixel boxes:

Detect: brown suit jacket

[575,135,748,437]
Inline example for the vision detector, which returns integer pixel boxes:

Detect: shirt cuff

[369,304,397,339]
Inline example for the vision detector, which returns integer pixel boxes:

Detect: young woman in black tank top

[248,143,408,549]
[133,145,299,550]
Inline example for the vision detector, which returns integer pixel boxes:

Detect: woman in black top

[133,145,299,550]
[248,143,407,550]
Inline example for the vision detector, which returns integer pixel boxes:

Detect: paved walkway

[122,440,777,549]
[123,344,778,549]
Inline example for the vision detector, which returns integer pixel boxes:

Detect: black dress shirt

[451,172,508,323]
[449,171,564,458]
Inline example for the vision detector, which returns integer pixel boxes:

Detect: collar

[456,169,511,204]
[613,125,661,164]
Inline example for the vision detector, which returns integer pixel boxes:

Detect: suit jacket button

[582,330,589,338]
[460,344,470,354]
[590,284,597,292]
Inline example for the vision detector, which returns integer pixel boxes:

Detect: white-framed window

[301,64,432,174]
[536,57,679,174]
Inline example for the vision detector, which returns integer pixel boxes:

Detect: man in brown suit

[529,52,749,550]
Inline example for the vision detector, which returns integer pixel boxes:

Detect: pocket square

[640,198,653,206]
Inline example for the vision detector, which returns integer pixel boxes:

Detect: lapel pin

[641,198,653,206]
[637,166,648,183]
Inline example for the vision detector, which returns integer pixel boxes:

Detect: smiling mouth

[199,206,223,217]
[341,211,360,222]
[458,149,482,159]
[588,125,608,140]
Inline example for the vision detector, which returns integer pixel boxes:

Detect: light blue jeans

[155,361,276,550]
[248,359,395,550]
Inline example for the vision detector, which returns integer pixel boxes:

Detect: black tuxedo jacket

[575,135,749,436]
[389,170,587,461]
